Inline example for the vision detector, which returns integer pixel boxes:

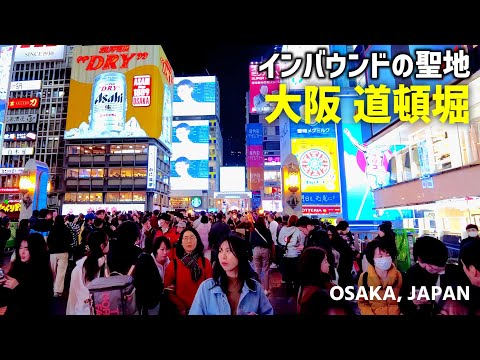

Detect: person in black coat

[399,235,464,316]
[133,252,163,315]
[296,216,336,281]
[107,220,142,275]
[0,233,53,317]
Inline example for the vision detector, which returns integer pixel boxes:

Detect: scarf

[181,252,202,282]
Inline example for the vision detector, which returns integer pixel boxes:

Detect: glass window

[119,192,132,202]
[67,169,78,178]
[79,169,91,178]
[106,193,119,202]
[133,168,147,177]
[121,168,133,177]
[91,168,104,177]
[108,168,121,177]
[132,192,146,202]
[90,193,103,203]
[77,193,89,203]
[65,193,77,202]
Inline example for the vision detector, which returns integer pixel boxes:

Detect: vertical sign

[147,145,157,190]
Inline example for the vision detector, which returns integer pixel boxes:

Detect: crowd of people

[0,207,479,316]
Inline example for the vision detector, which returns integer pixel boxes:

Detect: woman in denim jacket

[189,234,274,315]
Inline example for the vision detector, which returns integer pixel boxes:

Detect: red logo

[8,98,40,109]
[161,58,173,85]
[299,149,330,179]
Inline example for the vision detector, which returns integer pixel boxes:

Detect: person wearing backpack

[163,228,212,315]
[66,231,110,315]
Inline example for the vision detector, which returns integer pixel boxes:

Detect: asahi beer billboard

[65,45,174,151]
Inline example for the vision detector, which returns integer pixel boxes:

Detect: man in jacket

[296,216,336,280]
[208,212,231,266]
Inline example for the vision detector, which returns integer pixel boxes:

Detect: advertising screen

[249,62,280,114]
[220,167,246,192]
[170,120,209,190]
[65,45,174,141]
[173,76,216,116]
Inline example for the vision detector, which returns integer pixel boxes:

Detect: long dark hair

[175,227,204,258]
[211,234,256,293]
[83,231,108,283]
[297,247,331,288]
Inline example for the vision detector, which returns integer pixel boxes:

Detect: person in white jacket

[277,214,303,295]
[66,231,110,315]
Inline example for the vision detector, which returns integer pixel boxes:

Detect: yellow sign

[65,45,174,142]
[291,137,340,193]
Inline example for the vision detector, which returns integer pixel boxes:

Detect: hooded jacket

[278,226,302,258]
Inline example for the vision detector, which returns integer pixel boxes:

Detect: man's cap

[296,216,313,227]
[85,213,96,220]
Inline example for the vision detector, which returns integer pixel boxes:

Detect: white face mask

[467,230,478,238]
[374,256,392,271]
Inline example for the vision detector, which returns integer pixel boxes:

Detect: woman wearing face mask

[460,224,479,252]
[398,236,463,316]
[66,230,110,315]
[189,234,273,315]
[357,238,402,315]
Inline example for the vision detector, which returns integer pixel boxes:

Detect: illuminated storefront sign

[147,145,157,190]
[0,187,20,193]
[2,147,34,156]
[0,167,24,174]
[10,80,42,92]
[4,132,36,141]
[302,205,342,215]
[191,196,202,208]
[0,200,21,213]
[132,75,151,107]
[8,97,39,109]
[5,114,38,124]
[14,45,66,62]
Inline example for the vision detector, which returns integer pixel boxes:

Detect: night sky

[161,43,276,166]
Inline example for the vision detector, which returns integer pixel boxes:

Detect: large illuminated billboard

[220,167,246,192]
[170,120,209,190]
[249,62,280,114]
[65,45,174,146]
[173,76,217,116]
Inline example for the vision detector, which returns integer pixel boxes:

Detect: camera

[0,268,5,279]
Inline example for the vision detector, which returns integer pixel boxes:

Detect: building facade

[0,45,74,212]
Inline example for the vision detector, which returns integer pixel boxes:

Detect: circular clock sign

[299,149,331,179]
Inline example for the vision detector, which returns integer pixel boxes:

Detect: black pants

[283,256,299,295]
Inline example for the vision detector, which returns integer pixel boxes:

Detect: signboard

[65,45,174,140]
[220,167,246,192]
[147,145,157,190]
[0,187,20,193]
[14,45,66,62]
[0,167,24,174]
[191,196,202,208]
[282,153,302,217]
[10,80,42,92]
[5,114,38,124]
[8,97,40,109]
[2,147,34,156]
[132,75,151,107]
[4,132,36,141]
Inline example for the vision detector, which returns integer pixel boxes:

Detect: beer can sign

[90,72,126,133]
[132,75,151,107]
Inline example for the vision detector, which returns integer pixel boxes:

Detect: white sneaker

[269,263,278,269]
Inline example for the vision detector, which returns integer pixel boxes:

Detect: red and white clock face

[299,149,331,179]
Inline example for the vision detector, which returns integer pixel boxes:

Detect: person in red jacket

[163,227,212,315]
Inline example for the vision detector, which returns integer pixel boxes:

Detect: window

[119,192,132,202]
[133,168,147,177]
[106,193,119,202]
[67,169,79,178]
[108,168,121,177]
[132,192,146,202]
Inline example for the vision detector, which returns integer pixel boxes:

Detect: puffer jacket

[357,263,402,315]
